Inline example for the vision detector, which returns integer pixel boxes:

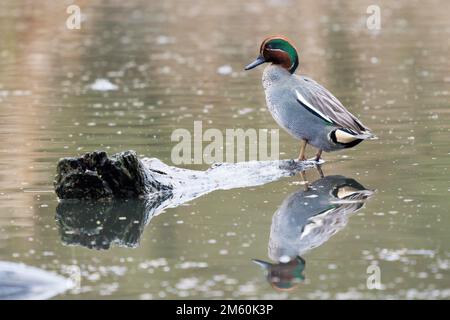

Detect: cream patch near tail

[334,129,359,143]
[334,129,372,144]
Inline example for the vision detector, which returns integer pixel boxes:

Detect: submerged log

[54,150,322,200]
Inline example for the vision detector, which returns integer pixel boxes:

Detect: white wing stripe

[295,90,334,123]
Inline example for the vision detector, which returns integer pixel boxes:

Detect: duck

[245,36,373,161]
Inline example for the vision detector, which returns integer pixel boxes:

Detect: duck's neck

[262,64,292,89]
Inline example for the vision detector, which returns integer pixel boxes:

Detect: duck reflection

[56,193,172,250]
[253,175,374,291]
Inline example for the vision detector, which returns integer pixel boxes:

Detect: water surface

[0,0,449,299]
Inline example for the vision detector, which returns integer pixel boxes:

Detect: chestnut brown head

[245,36,299,74]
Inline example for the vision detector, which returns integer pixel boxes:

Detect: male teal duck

[245,36,373,161]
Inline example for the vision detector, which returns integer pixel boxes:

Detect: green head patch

[261,37,299,73]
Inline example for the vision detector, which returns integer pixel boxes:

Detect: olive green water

[0,0,449,299]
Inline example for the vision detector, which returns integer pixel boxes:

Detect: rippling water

[0,0,449,299]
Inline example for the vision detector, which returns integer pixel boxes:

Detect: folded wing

[295,76,371,135]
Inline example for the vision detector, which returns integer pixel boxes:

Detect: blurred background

[0,0,449,299]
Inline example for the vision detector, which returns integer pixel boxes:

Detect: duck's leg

[298,140,307,161]
[315,164,324,178]
[315,149,322,162]
[300,170,309,191]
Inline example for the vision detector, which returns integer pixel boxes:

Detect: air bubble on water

[217,65,232,75]
[175,277,198,290]
[177,262,208,269]
[90,79,118,91]
[237,108,253,115]
[156,35,174,45]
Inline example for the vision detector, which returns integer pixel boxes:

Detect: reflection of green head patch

[293,265,306,281]
[276,280,296,289]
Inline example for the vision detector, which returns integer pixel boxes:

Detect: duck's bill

[252,259,271,270]
[244,55,266,70]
